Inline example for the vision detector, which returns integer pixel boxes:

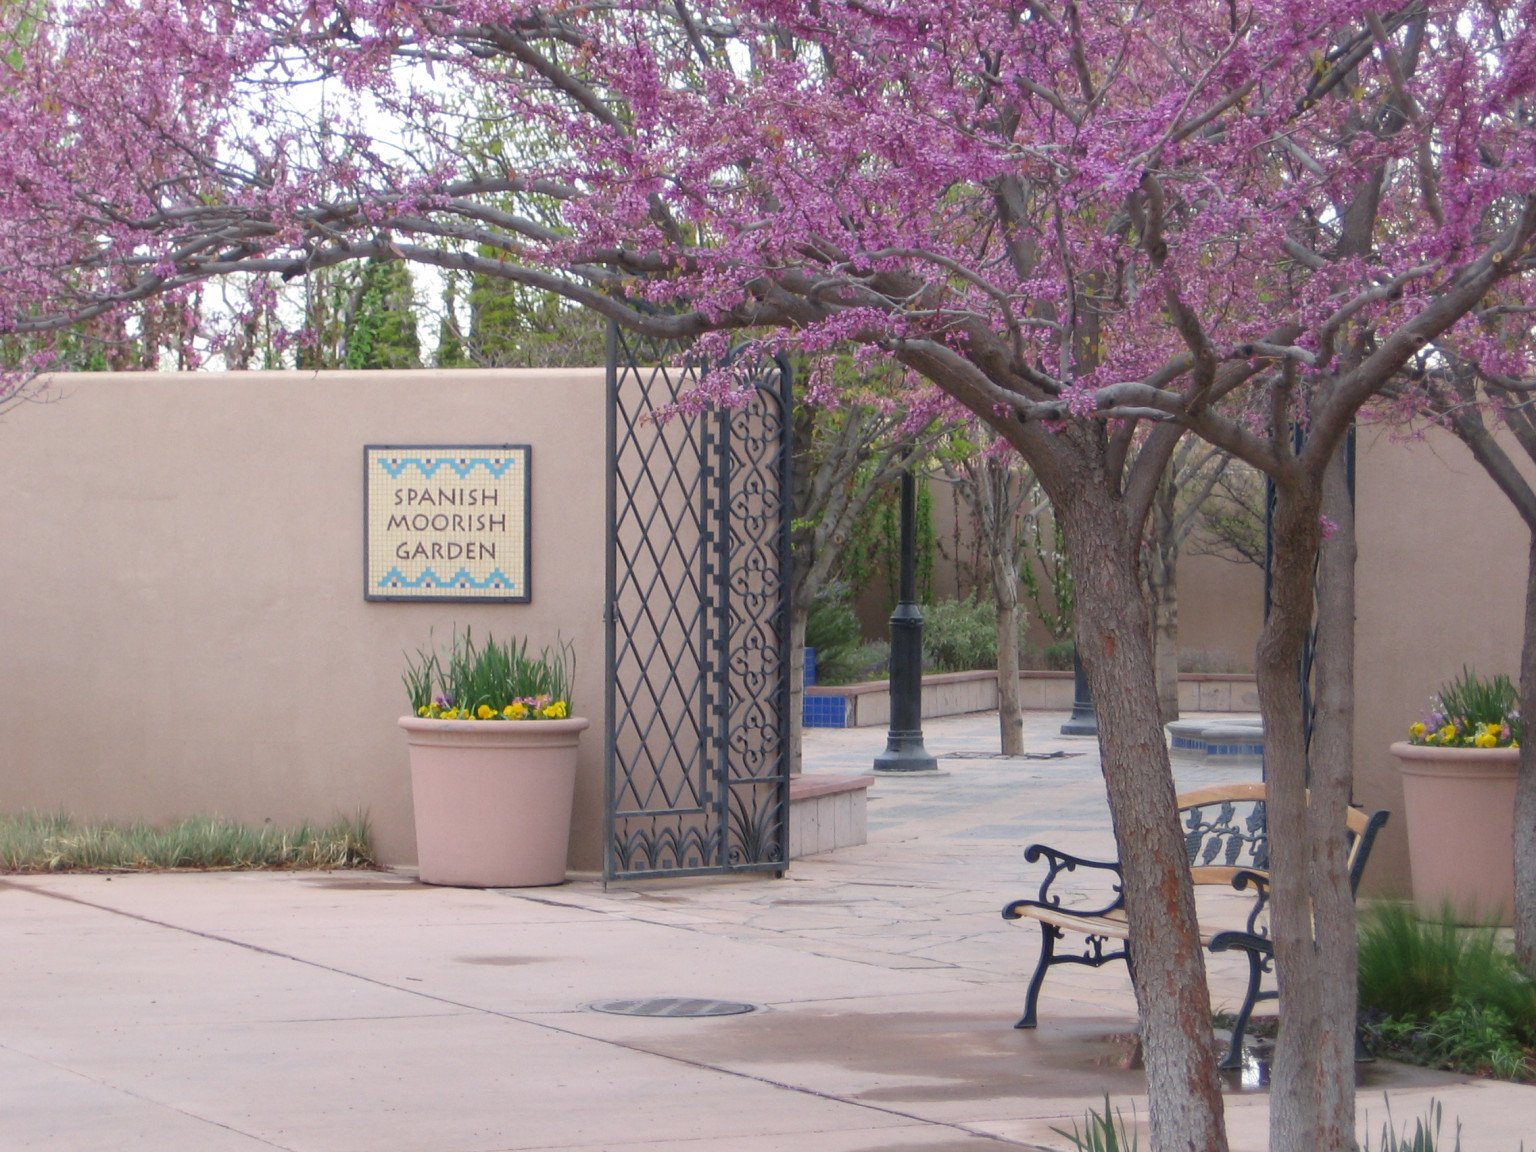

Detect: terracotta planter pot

[400,716,589,888]
[1391,741,1518,925]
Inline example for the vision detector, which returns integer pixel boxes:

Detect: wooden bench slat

[1014,907,1129,938]
[1011,904,1234,947]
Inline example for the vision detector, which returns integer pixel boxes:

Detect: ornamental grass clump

[405,628,573,720]
[0,812,374,872]
[1358,903,1536,1082]
[1407,667,1521,749]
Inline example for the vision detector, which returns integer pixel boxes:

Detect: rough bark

[992,556,1025,756]
[1267,445,1358,1152]
[1519,537,1536,970]
[1254,475,1323,1152]
[1147,471,1182,724]
[1057,481,1229,1152]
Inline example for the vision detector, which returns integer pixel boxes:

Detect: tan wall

[1176,550,1264,672]
[922,475,1264,669]
[1355,424,1530,895]
[0,369,608,869]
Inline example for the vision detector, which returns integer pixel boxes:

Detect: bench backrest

[1175,782,1388,896]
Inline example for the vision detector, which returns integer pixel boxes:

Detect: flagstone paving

[2,711,1530,1151]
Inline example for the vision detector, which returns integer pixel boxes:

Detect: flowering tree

[5,3,1536,1149]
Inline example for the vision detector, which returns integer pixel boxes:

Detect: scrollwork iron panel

[605,325,791,880]
[1182,798,1269,872]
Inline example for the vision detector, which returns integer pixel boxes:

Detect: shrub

[921,595,998,672]
[805,581,863,684]
[1358,903,1536,1081]
[1370,1001,1532,1080]
[845,640,891,683]
[1042,639,1075,671]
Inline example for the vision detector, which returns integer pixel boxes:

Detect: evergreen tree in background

[436,267,604,369]
[297,259,421,371]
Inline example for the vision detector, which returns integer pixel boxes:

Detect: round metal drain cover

[588,997,757,1018]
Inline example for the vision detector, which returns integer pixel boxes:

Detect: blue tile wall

[1206,742,1264,757]
[803,695,848,728]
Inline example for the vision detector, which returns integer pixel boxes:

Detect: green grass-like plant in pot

[404,628,574,720]
[399,628,587,888]
[1393,667,1522,924]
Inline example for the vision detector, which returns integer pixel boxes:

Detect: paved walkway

[3,712,1531,1151]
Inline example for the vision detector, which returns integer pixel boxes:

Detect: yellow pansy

[542,700,568,719]
[1409,722,1426,738]
[476,704,495,719]
[504,702,529,719]
[1438,725,1456,742]
[1475,732,1498,748]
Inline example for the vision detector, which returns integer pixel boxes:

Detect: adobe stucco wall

[923,475,1264,668]
[1355,424,1531,895]
[1175,550,1263,671]
[0,369,607,869]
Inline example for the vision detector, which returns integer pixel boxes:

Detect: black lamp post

[873,471,938,774]
[1060,648,1098,736]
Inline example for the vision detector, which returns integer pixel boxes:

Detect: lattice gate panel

[604,326,791,881]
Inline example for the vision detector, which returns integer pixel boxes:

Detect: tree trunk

[1517,534,1536,971]
[992,550,1025,756]
[1057,484,1229,1152]
[787,600,809,777]
[1267,448,1357,1152]
[1147,473,1181,724]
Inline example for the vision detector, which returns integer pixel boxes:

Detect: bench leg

[1355,1027,1374,1063]
[1015,923,1061,1029]
[1220,947,1266,1070]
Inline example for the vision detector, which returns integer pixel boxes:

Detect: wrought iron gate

[604,325,792,881]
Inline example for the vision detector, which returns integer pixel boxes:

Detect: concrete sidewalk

[3,712,1531,1151]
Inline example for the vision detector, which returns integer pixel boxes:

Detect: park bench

[1001,782,1388,1068]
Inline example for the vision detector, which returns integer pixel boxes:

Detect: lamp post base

[873,731,941,775]
[1059,713,1099,737]
[1060,649,1098,737]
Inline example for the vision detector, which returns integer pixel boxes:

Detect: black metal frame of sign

[364,444,532,602]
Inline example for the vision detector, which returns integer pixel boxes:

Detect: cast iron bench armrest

[1001,844,1125,921]
[1001,784,1388,1071]
[1229,868,1271,937]
[1207,928,1273,956]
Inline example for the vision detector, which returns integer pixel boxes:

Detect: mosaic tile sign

[364,445,530,601]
